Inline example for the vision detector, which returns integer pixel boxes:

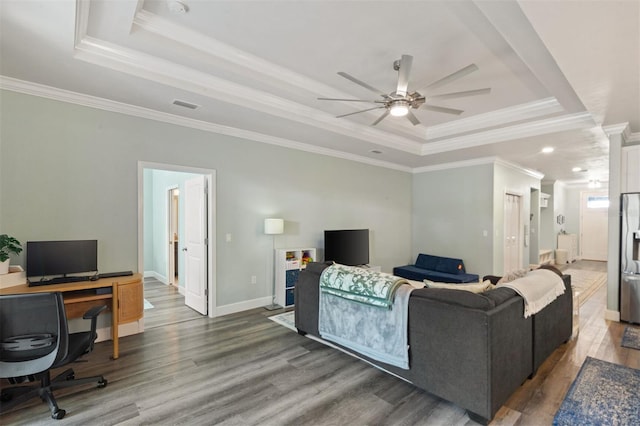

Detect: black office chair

[0,292,107,420]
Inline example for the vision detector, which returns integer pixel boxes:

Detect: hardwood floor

[2,261,639,425]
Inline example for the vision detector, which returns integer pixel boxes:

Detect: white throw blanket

[319,283,415,369]
[497,269,565,318]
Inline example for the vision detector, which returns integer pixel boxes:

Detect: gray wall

[412,163,494,278]
[0,91,412,308]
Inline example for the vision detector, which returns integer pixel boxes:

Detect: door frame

[167,186,179,286]
[138,161,217,318]
[579,190,609,261]
[503,191,523,274]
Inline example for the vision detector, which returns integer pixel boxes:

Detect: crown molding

[132,9,348,101]
[602,122,630,138]
[0,76,411,173]
[412,156,497,174]
[425,97,563,141]
[420,112,594,156]
[412,156,543,180]
[72,35,423,155]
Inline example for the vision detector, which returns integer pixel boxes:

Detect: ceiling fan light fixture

[390,101,410,117]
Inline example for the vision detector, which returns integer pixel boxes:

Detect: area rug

[143,299,154,310]
[553,357,640,425]
[268,311,295,331]
[563,269,607,306]
[622,326,640,351]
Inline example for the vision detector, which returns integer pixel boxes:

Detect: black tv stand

[28,275,91,287]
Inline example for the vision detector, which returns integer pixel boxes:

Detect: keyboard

[28,276,90,286]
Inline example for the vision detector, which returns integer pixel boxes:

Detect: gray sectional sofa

[294,262,572,425]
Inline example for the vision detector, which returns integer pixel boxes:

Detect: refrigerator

[620,193,640,323]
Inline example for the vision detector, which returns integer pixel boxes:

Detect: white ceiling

[1,0,638,185]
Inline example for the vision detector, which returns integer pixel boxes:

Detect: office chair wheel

[97,378,108,388]
[52,409,66,420]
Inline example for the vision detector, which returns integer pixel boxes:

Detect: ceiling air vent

[172,100,199,110]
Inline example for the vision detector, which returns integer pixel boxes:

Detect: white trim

[144,270,168,284]
[421,112,595,156]
[413,156,544,180]
[604,309,620,322]
[0,76,411,173]
[425,98,563,141]
[215,296,274,317]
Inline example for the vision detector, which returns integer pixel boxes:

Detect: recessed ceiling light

[167,0,188,14]
[542,147,554,154]
[572,167,582,172]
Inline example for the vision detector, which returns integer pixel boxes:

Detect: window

[587,196,609,209]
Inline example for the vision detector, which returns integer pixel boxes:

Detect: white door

[580,191,609,261]
[184,175,208,315]
[504,193,522,274]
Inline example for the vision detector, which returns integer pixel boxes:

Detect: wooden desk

[0,274,143,359]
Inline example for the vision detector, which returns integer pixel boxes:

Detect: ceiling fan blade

[317,97,381,103]
[336,106,385,118]
[428,88,491,100]
[395,54,413,97]
[337,72,389,98]
[421,104,464,115]
[417,64,479,92]
[371,110,390,126]
[406,110,420,126]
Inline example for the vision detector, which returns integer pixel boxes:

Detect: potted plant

[0,234,22,275]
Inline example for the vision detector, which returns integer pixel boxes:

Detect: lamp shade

[264,218,284,235]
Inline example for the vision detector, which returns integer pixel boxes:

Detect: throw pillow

[424,279,494,293]
[496,269,528,285]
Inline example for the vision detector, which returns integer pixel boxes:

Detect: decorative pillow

[496,269,528,285]
[424,279,494,293]
[406,279,426,289]
[537,264,563,277]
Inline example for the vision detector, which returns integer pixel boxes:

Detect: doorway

[168,187,179,286]
[580,191,609,261]
[138,162,217,320]
[504,192,522,274]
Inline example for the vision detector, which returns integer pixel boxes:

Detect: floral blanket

[319,263,408,309]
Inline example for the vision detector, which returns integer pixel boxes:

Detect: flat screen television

[324,229,369,266]
[26,240,98,280]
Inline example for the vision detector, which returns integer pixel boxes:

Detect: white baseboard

[144,270,168,284]
[215,296,273,317]
[94,320,143,343]
[605,309,620,322]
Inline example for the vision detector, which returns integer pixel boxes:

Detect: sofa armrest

[483,275,502,285]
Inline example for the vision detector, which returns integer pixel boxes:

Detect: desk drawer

[64,298,112,319]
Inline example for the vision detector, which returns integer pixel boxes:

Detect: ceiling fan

[318,55,491,126]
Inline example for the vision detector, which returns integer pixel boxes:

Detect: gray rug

[268,311,295,331]
[553,357,640,425]
[622,326,640,350]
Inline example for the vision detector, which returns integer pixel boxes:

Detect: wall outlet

[251,275,257,284]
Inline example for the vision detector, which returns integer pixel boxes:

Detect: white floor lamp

[264,218,284,310]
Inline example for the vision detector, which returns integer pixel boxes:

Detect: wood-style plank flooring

[2,262,639,425]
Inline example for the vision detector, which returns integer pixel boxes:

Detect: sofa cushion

[483,287,518,306]
[411,288,496,310]
[415,254,439,270]
[424,280,494,293]
[393,265,479,283]
[435,257,465,274]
